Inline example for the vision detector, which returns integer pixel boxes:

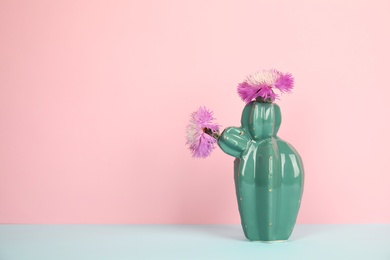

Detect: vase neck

[241,102,281,140]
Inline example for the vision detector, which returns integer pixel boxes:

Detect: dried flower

[237,69,294,103]
[186,107,220,158]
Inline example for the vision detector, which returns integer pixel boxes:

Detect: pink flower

[237,69,294,103]
[186,107,219,158]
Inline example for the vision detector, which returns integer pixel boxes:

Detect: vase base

[250,240,288,243]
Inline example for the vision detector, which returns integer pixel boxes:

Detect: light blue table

[0,225,389,259]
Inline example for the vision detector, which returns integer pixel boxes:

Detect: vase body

[218,102,304,242]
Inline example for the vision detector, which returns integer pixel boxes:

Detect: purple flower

[275,72,294,93]
[258,86,278,101]
[186,107,219,158]
[237,69,294,103]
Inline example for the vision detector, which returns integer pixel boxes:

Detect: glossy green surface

[218,102,304,242]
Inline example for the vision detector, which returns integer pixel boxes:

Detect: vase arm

[218,127,250,158]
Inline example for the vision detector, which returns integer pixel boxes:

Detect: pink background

[1,0,389,224]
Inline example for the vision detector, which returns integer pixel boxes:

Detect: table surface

[0,224,389,260]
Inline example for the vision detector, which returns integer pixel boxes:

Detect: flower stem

[203,128,220,140]
[255,96,273,103]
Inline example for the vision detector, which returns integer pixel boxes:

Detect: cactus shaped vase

[218,101,304,242]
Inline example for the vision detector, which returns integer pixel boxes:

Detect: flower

[237,69,294,103]
[186,107,220,158]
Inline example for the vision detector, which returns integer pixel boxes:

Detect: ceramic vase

[218,101,304,242]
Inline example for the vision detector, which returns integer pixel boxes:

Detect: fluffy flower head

[186,107,219,158]
[237,69,294,103]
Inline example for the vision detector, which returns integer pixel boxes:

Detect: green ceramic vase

[218,101,304,242]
